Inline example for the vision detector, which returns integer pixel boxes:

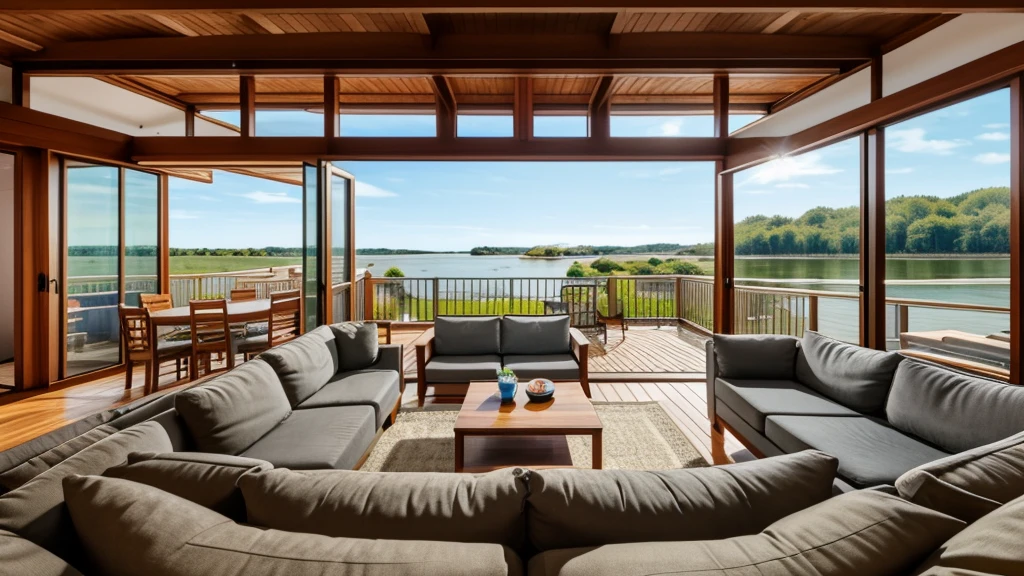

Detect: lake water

[355,254,1011,343]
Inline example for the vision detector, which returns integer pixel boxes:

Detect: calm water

[355,254,1011,343]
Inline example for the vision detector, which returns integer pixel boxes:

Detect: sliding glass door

[63,161,161,378]
[302,162,323,331]
[328,168,354,323]
[301,162,356,332]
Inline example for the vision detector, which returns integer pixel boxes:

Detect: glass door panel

[0,152,14,389]
[302,162,322,331]
[65,164,121,377]
[329,170,353,323]
[124,170,159,306]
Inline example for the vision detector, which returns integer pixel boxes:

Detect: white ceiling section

[736,13,1024,139]
[29,77,236,137]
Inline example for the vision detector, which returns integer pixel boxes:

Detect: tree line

[732,187,1010,256]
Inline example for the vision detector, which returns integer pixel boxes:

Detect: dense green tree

[566,261,586,277]
[383,266,405,278]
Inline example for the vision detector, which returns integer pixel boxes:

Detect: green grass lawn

[169,256,302,274]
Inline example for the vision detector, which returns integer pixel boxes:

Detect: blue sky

[166,91,1011,251]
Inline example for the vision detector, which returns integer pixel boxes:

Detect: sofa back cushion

[530,491,964,576]
[174,359,290,455]
[795,330,903,413]
[0,529,83,576]
[526,450,837,552]
[259,325,339,407]
[713,334,798,380]
[0,425,117,494]
[239,467,529,549]
[0,411,112,479]
[105,452,272,522]
[896,430,1024,523]
[915,493,1024,575]
[500,315,570,355]
[434,316,501,356]
[0,421,173,562]
[331,322,379,372]
[887,360,1024,454]
[63,474,521,576]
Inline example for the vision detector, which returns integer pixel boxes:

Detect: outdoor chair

[140,293,174,312]
[236,289,301,361]
[118,305,191,394]
[229,288,257,301]
[597,301,627,344]
[188,299,234,380]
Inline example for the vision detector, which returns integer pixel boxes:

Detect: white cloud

[196,194,220,202]
[974,152,1011,165]
[742,152,842,186]
[888,128,968,155]
[169,209,200,220]
[231,191,300,204]
[658,167,685,176]
[356,182,398,198]
[741,190,774,195]
[657,119,683,136]
[774,183,809,189]
[976,132,1010,141]
[886,167,915,175]
[984,123,1009,129]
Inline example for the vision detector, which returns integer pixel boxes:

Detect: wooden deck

[0,328,747,466]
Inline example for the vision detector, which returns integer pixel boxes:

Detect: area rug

[360,402,708,472]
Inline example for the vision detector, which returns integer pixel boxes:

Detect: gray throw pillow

[713,334,798,380]
[239,467,529,549]
[434,316,501,356]
[795,330,903,413]
[105,452,273,521]
[331,323,379,372]
[500,315,570,355]
[0,529,83,576]
[915,493,1024,575]
[62,474,521,576]
[258,325,339,407]
[896,430,1024,523]
[887,360,1024,454]
[526,450,838,551]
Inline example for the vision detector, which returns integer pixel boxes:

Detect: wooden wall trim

[0,104,131,163]
[1010,75,1023,384]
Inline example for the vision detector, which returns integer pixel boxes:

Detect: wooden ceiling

[0,3,997,114]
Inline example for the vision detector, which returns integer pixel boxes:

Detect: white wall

[737,13,1024,138]
[29,77,236,136]
[0,153,14,363]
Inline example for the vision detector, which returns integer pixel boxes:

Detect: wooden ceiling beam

[242,13,286,34]
[0,28,43,52]
[3,2,1023,14]
[14,32,872,74]
[880,14,958,53]
[429,75,456,139]
[760,11,801,34]
[0,102,131,162]
[149,14,201,37]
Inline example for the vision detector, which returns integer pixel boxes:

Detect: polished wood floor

[0,330,747,465]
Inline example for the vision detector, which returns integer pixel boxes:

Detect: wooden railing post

[362,272,374,320]
[675,277,683,321]
[607,277,618,317]
[809,295,819,332]
[898,304,910,336]
[432,278,440,320]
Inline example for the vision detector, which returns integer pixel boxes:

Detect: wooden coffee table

[454,381,603,473]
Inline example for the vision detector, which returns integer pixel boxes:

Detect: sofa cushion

[425,354,502,383]
[0,421,173,561]
[241,406,375,470]
[0,425,117,493]
[63,474,522,576]
[500,315,570,355]
[527,490,963,576]
[0,529,83,576]
[915,493,1024,576]
[715,377,858,433]
[259,325,339,407]
[526,450,837,552]
[331,322,379,372]
[108,390,184,430]
[174,358,290,455]
[713,334,798,380]
[240,468,529,549]
[0,411,111,477]
[765,415,950,488]
[796,330,903,414]
[896,431,1024,523]
[502,354,579,381]
[887,359,1024,454]
[105,452,272,522]
[434,316,501,356]
[297,369,401,428]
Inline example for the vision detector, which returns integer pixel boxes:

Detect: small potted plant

[496,367,518,404]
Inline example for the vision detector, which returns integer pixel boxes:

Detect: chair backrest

[118,305,154,359]
[269,290,301,347]
[229,288,258,302]
[560,283,598,327]
[189,299,231,353]
[140,293,174,312]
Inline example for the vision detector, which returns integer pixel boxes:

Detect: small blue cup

[498,377,518,403]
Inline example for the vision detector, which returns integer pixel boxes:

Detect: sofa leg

[711,417,724,434]
[417,380,426,408]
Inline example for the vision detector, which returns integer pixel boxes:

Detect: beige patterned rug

[361,402,708,472]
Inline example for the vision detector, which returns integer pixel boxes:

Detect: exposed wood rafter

[880,14,959,53]
[149,14,201,37]
[430,75,457,139]
[761,11,801,34]
[241,13,286,34]
[0,28,43,51]
[588,75,614,139]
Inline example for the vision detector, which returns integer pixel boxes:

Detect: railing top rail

[735,284,861,300]
[370,275,715,282]
[885,297,1010,313]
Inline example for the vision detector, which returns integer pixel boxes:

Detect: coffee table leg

[455,430,465,472]
[592,430,603,469]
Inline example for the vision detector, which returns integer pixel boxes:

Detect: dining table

[148,299,272,326]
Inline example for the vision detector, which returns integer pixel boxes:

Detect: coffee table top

[455,381,602,433]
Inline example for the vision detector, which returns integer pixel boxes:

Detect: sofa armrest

[375,320,393,344]
[373,344,405,394]
[569,328,591,397]
[706,339,717,421]
[413,328,435,406]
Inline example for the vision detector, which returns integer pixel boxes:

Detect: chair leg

[150,359,160,394]
[143,361,153,395]
[125,360,134,390]
[189,351,199,381]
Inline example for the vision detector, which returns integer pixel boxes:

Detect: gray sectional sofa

[707,330,1024,490]
[415,315,590,406]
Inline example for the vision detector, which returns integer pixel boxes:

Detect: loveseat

[707,330,1024,490]
[414,315,590,406]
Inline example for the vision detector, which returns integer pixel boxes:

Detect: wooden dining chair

[236,289,301,360]
[140,293,174,312]
[229,288,257,302]
[189,299,233,381]
[119,305,191,394]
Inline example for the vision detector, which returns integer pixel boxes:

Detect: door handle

[49,279,60,295]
